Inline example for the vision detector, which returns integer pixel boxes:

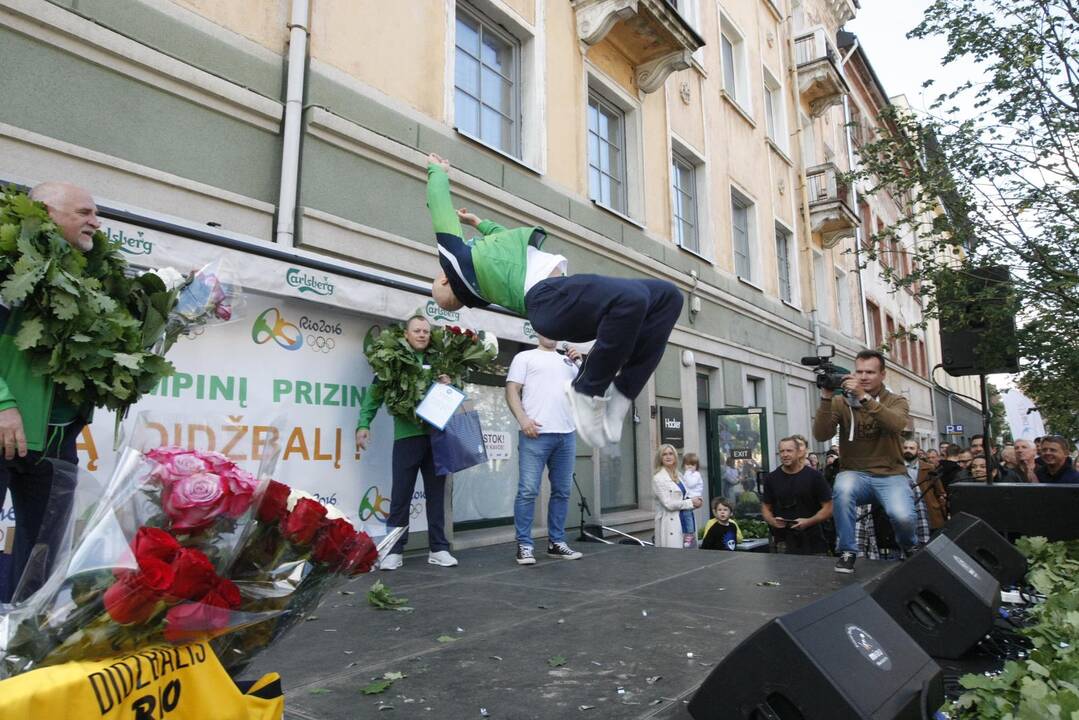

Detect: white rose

[148,266,187,291]
[482,331,499,355]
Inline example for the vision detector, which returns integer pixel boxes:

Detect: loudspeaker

[948,482,1079,542]
[688,584,943,720]
[937,265,1019,377]
[941,512,1027,587]
[871,535,1000,659]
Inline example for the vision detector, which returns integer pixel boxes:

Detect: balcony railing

[795,26,849,117]
[806,162,858,247]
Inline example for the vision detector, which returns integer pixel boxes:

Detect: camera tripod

[571,472,653,546]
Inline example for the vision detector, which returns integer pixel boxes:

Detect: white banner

[1,213,542,549]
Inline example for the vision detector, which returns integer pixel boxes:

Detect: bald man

[0,181,100,601]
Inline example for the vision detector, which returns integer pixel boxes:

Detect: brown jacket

[913,463,947,529]
[812,388,910,476]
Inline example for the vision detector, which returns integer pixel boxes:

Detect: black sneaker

[546,541,583,560]
[834,551,857,574]
[516,545,536,565]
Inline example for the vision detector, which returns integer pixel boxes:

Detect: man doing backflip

[425,153,682,449]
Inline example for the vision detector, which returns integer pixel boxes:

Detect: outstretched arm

[426,153,463,237]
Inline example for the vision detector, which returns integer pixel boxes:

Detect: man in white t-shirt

[506,336,586,565]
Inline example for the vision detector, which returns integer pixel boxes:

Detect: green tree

[851,0,1079,439]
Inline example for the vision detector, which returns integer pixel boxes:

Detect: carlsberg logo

[425,299,460,322]
[106,227,153,256]
[286,268,335,296]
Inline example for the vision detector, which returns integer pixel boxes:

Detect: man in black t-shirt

[761,437,833,555]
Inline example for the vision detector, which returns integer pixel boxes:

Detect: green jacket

[428,164,546,316]
[0,304,56,452]
[356,350,428,441]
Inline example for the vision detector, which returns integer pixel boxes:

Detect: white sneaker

[428,550,458,567]
[565,381,607,448]
[380,553,403,571]
[603,386,633,444]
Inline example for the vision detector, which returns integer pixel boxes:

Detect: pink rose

[169,452,209,477]
[162,472,228,532]
[218,466,258,517]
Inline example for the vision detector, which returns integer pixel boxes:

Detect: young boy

[700,498,742,551]
[425,153,682,449]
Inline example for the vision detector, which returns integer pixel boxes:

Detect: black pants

[526,275,683,399]
[388,434,448,554]
[0,422,82,602]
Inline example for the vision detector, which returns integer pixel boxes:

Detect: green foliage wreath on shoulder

[363,321,499,422]
[0,187,178,411]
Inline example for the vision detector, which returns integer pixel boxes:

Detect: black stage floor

[245,543,893,719]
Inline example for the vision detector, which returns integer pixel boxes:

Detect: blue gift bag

[430,405,488,475]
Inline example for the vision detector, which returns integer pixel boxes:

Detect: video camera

[800,344,849,392]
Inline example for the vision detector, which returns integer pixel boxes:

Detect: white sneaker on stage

[380,553,404,571]
[603,387,633,444]
[428,550,458,567]
[565,381,607,448]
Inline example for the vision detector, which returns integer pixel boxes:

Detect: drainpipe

[275,0,311,246]
[841,94,871,346]
[787,15,822,350]
[837,42,872,347]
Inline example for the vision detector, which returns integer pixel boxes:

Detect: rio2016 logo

[251,308,303,351]
[252,308,342,353]
[359,485,390,522]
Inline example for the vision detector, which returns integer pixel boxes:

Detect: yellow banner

[0,643,283,720]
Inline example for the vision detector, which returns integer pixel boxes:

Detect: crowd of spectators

[651,349,1078,567]
[654,431,1078,560]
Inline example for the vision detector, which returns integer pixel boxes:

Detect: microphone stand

[572,472,652,547]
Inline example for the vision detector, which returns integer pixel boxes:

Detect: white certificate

[416,383,466,430]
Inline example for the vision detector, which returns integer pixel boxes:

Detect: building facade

[1,0,955,548]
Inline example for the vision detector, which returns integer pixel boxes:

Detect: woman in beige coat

[653,444,702,548]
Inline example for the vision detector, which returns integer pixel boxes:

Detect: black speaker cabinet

[871,535,1000,659]
[937,265,1019,377]
[948,482,1079,542]
[689,584,943,720]
[941,512,1027,587]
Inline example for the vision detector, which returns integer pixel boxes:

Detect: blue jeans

[833,470,917,554]
[514,432,575,546]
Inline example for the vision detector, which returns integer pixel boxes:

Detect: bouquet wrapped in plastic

[147,260,244,355]
[0,437,392,680]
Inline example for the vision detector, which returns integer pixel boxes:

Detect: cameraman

[812,350,917,574]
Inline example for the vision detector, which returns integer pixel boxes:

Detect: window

[587,90,627,213]
[745,376,766,407]
[720,17,749,110]
[763,69,788,151]
[859,201,873,250]
[672,151,699,253]
[731,189,756,280]
[455,5,520,156]
[867,300,883,349]
[885,315,897,356]
[899,327,911,368]
[834,268,852,335]
[813,251,829,323]
[775,223,793,303]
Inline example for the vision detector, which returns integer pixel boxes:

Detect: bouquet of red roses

[0,445,386,679]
